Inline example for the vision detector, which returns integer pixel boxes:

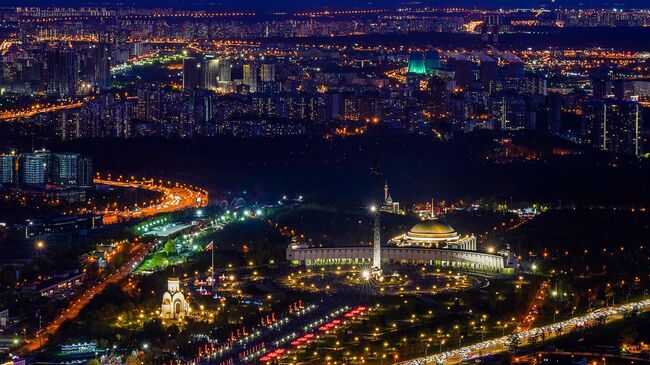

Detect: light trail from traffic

[0,101,85,121]
[19,243,150,354]
[94,176,208,224]
[0,40,15,55]
[514,280,549,333]
[396,298,650,365]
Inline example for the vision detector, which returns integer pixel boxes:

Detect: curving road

[95,178,208,224]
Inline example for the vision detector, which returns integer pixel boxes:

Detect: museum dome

[406,219,460,241]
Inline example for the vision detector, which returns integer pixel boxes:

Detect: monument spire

[371,141,382,276]
[384,180,389,203]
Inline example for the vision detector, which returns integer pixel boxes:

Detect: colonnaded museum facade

[287,219,517,272]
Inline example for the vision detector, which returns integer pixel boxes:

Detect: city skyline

[2,1,650,365]
[5,0,650,10]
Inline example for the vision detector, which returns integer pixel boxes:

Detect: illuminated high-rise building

[426,76,450,117]
[407,52,426,75]
[79,43,110,91]
[204,57,220,91]
[583,100,642,156]
[219,59,232,83]
[489,94,534,131]
[136,86,164,123]
[52,153,80,187]
[0,154,16,185]
[56,110,82,141]
[260,63,276,82]
[77,156,94,188]
[18,152,48,189]
[131,41,144,57]
[45,48,77,97]
[243,63,258,93]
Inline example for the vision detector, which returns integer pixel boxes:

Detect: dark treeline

[15,132,647,209]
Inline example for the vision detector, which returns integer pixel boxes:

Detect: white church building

[161,277,190,320]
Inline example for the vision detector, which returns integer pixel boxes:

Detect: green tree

[164,241,177,255]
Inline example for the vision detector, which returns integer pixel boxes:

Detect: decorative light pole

[371,204,381,275]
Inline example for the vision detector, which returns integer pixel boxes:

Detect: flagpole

[211,241,214,289]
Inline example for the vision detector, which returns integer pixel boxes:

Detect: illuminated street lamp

[361,269,372,281]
